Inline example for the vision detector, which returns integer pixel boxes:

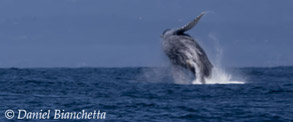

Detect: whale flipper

[176,11,205,33]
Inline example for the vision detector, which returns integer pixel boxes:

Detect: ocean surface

[0,67,292,121]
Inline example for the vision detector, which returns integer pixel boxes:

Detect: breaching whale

[161,12,213,84]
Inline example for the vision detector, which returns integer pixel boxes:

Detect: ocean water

[0,67,292,121]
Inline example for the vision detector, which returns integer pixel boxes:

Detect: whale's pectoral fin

[176,11,205,33]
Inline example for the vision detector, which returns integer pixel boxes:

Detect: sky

[0,0,292,68]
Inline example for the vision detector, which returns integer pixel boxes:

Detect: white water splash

[191,33,245,85]
[192,67,245,85]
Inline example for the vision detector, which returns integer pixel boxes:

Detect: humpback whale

[161,12,213,84]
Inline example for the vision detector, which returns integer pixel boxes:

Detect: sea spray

[192,66,245,84]
[193,33,246,84]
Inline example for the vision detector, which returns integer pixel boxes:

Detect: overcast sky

[0,0,292,68]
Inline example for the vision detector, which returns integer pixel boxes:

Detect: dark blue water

[0,67,292,121]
